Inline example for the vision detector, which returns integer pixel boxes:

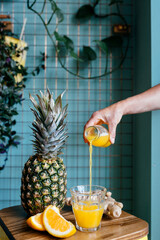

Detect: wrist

[115,100,127,116]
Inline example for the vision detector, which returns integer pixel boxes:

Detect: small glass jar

[85,125,111,147]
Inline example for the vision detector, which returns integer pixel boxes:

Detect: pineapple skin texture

[21,155,67,216]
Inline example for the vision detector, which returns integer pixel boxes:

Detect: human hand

[83,102,123,144]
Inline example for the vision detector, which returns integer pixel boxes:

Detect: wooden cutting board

[0,205,148,240]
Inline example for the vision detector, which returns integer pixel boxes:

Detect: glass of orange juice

[70,185,106,232]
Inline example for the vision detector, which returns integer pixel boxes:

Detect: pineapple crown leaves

[29,89,68,159]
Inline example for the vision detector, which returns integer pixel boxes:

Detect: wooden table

[0,205,148,240]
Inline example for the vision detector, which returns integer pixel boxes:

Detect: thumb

[108,123,117,144]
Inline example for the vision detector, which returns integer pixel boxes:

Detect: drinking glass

[70,185,106,232]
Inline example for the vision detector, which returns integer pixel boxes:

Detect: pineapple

[21,89,68,216]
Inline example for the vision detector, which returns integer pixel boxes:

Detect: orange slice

[43,205,76,238]
[26,212,45,231]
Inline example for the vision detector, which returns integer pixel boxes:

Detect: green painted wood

[133,0,151,238]
[134,0,160,239]
[151,0,160,239]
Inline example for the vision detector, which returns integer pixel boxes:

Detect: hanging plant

[27,0,130,79]
[0,24,45,170]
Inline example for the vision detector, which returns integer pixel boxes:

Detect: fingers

[83,103,122,145]
[85,115,100,129]
[108,123,117,144]
[83,112,103,143]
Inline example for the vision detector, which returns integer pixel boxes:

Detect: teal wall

[134,0,160,239]
[0,0,133,215]
[151,0,160,239]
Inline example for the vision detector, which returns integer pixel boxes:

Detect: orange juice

[70,186,106,232]
[73,201,104,228]
[91,134,111,147]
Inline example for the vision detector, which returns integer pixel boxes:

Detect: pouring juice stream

[89,140,93,198]
[85,125,111,196]
[71,126,111,230]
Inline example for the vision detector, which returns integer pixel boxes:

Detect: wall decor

[27,0,130,79]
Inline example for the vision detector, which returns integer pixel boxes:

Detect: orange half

[43,205,76,238]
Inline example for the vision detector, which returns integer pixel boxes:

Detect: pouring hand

[83,103,123,144]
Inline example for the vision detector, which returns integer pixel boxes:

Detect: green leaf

[94,40,108,55]
[54,31,66,42]
[109,0,123,6]
[70,51,84,62]
[82,46,97,61]
[75,4,94,20]
[56,8,64,23]
[102,36,123,48]
[11,131,16,136]
[1,115,10,121]
[32,71,36,76]
[24,46,29,51]
[4,70,15,82]
[57,42,67,58]
[36,66,40,75]
[63,36,74,51]
[54,32,74,52]
[11,110,18,115]
[49,0,57,12]
[40,51,45,56]
[11,120,16,125]
[48,0,64,23]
